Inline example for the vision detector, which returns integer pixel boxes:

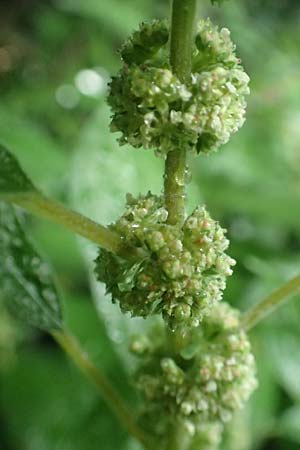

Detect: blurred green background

[1,1,300,449]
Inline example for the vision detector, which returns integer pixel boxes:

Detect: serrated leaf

[0,145,36,197]
[0,201,62,331]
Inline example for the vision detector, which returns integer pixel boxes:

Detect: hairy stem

[52,331,150,447]
[7,192,131,256]
[241,275,300,331]
[164,0,197,226]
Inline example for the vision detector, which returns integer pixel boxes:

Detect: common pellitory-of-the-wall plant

[0,1,300,450]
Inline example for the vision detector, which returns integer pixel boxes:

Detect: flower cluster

[95,193,235,330]
[108,19,250,156]
[132,303,257,435]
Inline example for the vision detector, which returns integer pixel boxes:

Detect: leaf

[247,338,280,447]
[279,405,300,444]
[0,145,36,197]
[0,350,130,450]
[267,331,300,401]
[57,0,152,38]
[0,201,62,331]
[211,0,227,5]
[0,108,68,193]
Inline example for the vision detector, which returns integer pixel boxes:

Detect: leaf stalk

[3,192,136,257]
[52,330,151,447]
[241,275,300,331]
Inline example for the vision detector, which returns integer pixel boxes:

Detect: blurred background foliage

[0,0,300,449]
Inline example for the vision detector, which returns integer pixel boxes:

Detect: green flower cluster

[95,193,235,330]
[108,19,250,155]
[132,303,257,435]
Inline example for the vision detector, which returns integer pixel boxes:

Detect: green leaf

[0,350,130,450]
[267,331,300,401]
[57,0,152,38]
[279,405,300,444]
[0,201,62,331]
[0,145,36,197]
[211,0,227,5]
[247,338,280,448]
[0,108,68,193]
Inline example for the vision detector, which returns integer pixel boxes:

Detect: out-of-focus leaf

[211,0,227,5]
[223,410,252,450]
[267,331,300,401]
[0,109,68,192]
[57,0,153,37]
[63,294,133,400]
[0,202,62,331]
[198,170,300,229]
[279,405,300,444]
[0,351,131,450]
[31,222,84,278]
[248,337,280,447]
[0,303,18,371]
[0,145,36,197]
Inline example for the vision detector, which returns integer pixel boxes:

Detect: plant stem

[164,0,197,225]
[6,192,130,256]
[169,0,197,83]
[164,149,187,226]
[52,330,150,447]
[166,421,191,450]
[167,327,190,354]
[165,3,197,447]
[241,275,300,331]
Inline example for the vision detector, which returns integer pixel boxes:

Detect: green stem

[6,192,129,256]
[52,331,150,447]
[170,0,197,82]
[167,327,190,354]
[164,3,197,446]
[166,421,191,450]
[164,0,197,225]
[241,275,300,331]
[164,149,187,226]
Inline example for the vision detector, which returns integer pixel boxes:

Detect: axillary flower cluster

[96,193,235,330]
[131,303,257,437]
[108,19,249,155]
[96,16,257,446]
